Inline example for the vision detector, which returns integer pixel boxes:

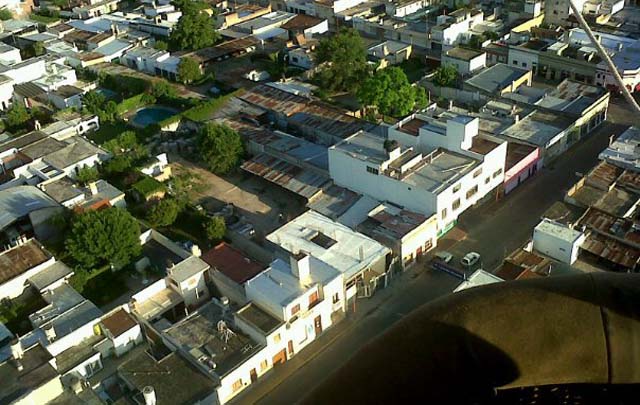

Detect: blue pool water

[131,106,178,127]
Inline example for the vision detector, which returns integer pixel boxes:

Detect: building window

[232,379,243,392]
[441,208,447,220]
[513,60,518,65]
[332,293,340,304]
[493,168,503,178]
[309,291,319,308]
[274,333,281,343]
[366,166,379,175]
[260,360,268,371]
[473,168,483,178]
[291,304,301,316]
[453,183,461,193]
[466,185,478,199]
[485,176,490,185]
[452,198,461,211]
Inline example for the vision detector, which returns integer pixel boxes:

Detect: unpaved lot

[171,156,304,237]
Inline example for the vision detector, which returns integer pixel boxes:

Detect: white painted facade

[507,46,539,71]
[533,219,586,264]
[245,255,345,355]
[441,51,486,75]
[0,44,22,65]
[0,253,56,300]
[330,115,507,233]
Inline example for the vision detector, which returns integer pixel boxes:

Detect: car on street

[434,251,453,263]
[460,252,481,267]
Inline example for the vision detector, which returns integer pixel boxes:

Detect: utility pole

[567,0,640,114]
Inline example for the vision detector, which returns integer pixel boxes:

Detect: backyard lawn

[88,121,131,145]
[81,269,128,308]
[399,57,429,83]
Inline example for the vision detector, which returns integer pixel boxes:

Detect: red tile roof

[201,243,264,284]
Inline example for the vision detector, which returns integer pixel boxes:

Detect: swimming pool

[130,106,179,127]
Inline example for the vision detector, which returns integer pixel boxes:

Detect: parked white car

[460,252,481,267]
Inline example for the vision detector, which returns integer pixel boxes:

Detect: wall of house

[62,351,103,378]
[328,148,438,217]
[508,47,539,72]
[0,78,15,110]
[533,225,585,264]
[175,271,209,308]
[3,60,46,85]
[209,271,248,306]
[217,345,277,404]
[63,155,102,180]
[14,375,64,405]
[504,147,542,194]
[399,215,438,266]
[245,283,286,321]
[0,256,56,300]
[46,318,102,356]
[112,324,143,357]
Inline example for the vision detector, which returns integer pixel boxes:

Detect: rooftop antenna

[217,320,235,343]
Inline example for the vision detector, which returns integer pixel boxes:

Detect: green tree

[357,67,427,117]
[83,91,106,115]
[76,166,99,185]
[198,122,243,174]
[0,9,12,20]
[5,103,31,130]
[147,198,181,227]
[170,5,219,51]
[97,101,118,123]
[152,79,177,99]
[65,207,141,269]
[433,65,458,88]
[33,41,44,56]
[178,57,203,84]
[315,28,368,92]
[204,216,226,241]
[154,40,169,51]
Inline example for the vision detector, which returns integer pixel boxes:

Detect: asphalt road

[231,119,629,405]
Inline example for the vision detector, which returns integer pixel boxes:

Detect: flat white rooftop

[267,210,390,281]
[535,218,584,243]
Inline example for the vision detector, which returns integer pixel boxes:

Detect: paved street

[231,120,629,405]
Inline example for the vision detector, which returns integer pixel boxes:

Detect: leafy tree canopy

[154,40,169,51]
[76,166,99,185]
[204,216,226,241]
[83,90,106,115]
[65,207,141,269]
[147,198,181,227]
[198,123,243,174]
[177,57,203,84]
[315,28,368,93]
[170,5,219,51]
[433,65,458,88]
[357,67,428,117]
[5,103,31,131]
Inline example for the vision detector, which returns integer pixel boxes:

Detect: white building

[544,0,588,26]
[121,46,180,80]
[0,43,22,65]
[245,253,344,355]
[599,126,640,172]
[533,218,586,264]
[441,46,486,76]
[329,114,506,234]
[267,210,390,300]
[385,0,429,18]
[429,8,484,51]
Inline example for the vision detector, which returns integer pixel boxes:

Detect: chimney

[143,386,156,405]
[190,244,201,257]
[44,325,56,343]
[10,339,23,371]
[290,253,311,284]
[88,181,98,195]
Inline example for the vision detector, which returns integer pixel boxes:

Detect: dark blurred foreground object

[303,273,640,404]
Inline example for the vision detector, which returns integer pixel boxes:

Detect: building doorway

[314,315,323,336]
